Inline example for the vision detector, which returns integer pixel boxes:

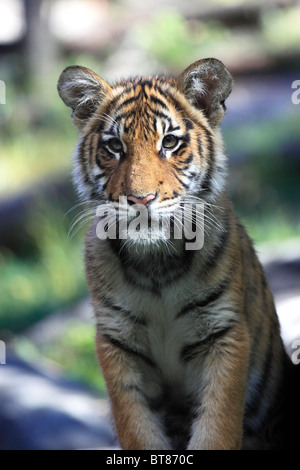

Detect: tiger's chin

[117,210,181,248]
[116,232,184,258]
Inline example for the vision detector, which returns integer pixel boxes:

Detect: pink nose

[127,194,156,206]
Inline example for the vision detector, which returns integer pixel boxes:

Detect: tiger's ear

[177,58,233,127]
[57,65,112,130]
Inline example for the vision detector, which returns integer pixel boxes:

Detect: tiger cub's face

[58,59,232,243]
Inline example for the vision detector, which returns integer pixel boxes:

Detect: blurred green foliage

[41,320,106,393]
[0,131,74,198]
[0,62,76,198]
[262,7,300,53]
[0,203,88,332]
[224,110,300,217]
[135,12,231,70]
[135,6,300,71]
[14,320,106,394]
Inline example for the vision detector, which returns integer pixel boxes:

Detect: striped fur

[58,59,300,450]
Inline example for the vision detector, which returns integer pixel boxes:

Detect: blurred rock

[261,240,300,359]
[277,295,300,358]
[0,350,116,450]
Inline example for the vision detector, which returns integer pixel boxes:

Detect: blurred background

[0,0,299,450]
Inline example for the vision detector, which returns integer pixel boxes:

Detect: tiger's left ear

[177,58,233,127]
[57,65,112,130]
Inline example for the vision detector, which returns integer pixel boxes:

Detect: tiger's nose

[127,193,156,206]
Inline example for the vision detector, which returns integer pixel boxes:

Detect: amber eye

[108,138,123,153]
[162,134,179,149]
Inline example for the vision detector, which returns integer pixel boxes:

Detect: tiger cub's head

[58,59,232,243]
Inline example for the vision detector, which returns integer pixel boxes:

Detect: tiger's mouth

[107,194,181,220]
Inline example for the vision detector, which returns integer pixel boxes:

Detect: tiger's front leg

[188,322,250,450]
[96,327,172,450]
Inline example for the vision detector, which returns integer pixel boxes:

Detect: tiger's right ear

[177,58,233,127]
[57,65,112,130]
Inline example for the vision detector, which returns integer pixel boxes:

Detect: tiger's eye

[108,138,123,152]
[162,134,179,149]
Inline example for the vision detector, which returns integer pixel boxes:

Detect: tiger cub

[58,58,300,450]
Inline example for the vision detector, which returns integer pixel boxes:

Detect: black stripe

[94,172,105,180]
[95,118,107,135]
[149,96,168,109]
[105,90,128,115]
[185,120,194,131]
[198,137,203,156]
[114,94,141,113]
[182,133,191,144]
[100,177,111,192]
[198,125,215,194]
[181,324,235,362]
[113,108,153,124]
[141,79,154,89]
[123,115,136,134]
[176,279,230,319]
[182,153,194,165]
[114,105,171,129]
[172,171,190,189]
[172,143,188,157]
[103,333,155,367]
[79,134,93,185]
[148,109,171,123]
[103,123,117,136]
[187,171,198,180]
[110,112,127,123]
[152,84,173,101]
[103,130,116,137]
[95,154,109,170]
[100,295,147,326]
[97,138,113,150]
[122,384,144,394]
[169,124,181,132]
[200,217,230,277]
[142,107,151,120]
[245,321,277,423]
[154,86,183,114]
[179,153,193,165]
[153,117,157,133]
[244,362,274,439]
[97,134,107,152]
[248,267,270,348]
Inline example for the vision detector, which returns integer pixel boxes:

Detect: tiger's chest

[99,276,235,393]
[92,238,238,401]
